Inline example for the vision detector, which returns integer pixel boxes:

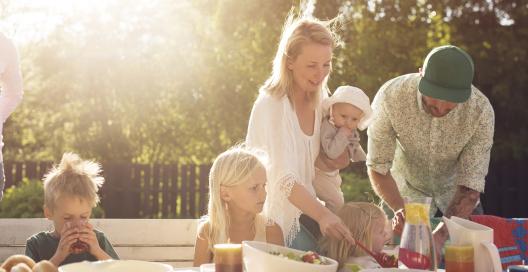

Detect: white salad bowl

[242,240,338,272]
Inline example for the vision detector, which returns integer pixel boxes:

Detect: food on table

[1,255,35,271]
[377,252,398,268]
[31,261,58,272]
[269,250,329,265]
[301,251,321,264]
[243,241,338,272]
[10,263,32,272]
[404,203,429,225]
[343,263,362,272]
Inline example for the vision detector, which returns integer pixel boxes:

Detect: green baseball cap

[418,45,474,103]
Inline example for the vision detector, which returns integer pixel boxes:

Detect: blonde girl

[193,146,283,266]
[320,202,393,271]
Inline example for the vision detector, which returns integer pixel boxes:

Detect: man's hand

[432,185,480,263]
[433,223,449,264]
[392,208,405,236]
[444,186,480,219]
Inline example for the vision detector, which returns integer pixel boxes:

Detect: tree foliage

[0,0,525,165]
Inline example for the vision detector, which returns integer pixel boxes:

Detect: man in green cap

[366,45,495,252]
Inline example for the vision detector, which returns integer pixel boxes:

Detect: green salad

[268,250,329,265]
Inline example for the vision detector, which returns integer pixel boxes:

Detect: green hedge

[341,170,380,204]
[0,179,104,218]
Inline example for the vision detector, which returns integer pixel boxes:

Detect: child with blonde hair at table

[193,145,284,266]
[25,153,119,266]
[319,202,393,271]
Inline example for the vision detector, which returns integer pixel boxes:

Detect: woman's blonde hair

[43,153,104,211]
[205,145,267,251]
[260,12,341,108]
[320,202,387,269]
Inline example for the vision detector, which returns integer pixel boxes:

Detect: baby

[315,85,373,212]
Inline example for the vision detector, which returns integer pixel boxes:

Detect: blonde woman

[319,202,393,271]
[193,146,284,267]
[0,32,23,200]
[246,14,353,249]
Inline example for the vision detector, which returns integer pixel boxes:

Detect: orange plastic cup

[214,244,242,272]
[445,244,474,272]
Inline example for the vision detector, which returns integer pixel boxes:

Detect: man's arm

[366,81,400,209]
[433,185,480,239]
[432,185,480,261]
[369,169,406,236]
[435,98,495,240]
[368,169,404,211]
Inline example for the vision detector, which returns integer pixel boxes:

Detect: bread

[1,255,35,271]
[32,261,57,272]
[9,263,32,272]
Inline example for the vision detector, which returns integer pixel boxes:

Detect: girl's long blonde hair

[260,12,341,108]
[204,145,267,251]
[319,202,387,269]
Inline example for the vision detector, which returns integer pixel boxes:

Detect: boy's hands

[50,221,112,265]
[78,223,102,256]
[78,223,112,260]
[49,225,79,266]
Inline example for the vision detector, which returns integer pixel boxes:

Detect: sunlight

[1,0,115,43]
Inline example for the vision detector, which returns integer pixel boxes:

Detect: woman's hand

[318,210,355,245]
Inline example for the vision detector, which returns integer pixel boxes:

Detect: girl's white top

[253,213,268,242]
[246,91,322,245]
[0,33,23,160]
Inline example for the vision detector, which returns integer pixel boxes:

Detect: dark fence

[481,158,528,218]
[3,161,211,219]
[3,160,527,218]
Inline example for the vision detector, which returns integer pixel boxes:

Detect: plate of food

[242,241,338,272]
[58,260,173,272]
